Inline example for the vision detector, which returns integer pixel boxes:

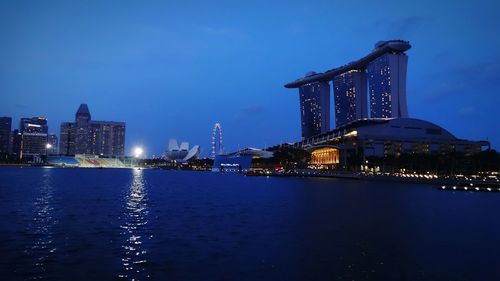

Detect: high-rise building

[285,40,411,133]
[11,129,22,160]
[75,103,92,155]
[0,117,12,159]
[60,104,125,157]
[48,133,58,155]
[298,72,330,139]
[88,121,126,156]
[367,51,409,118]
[19,117,48,160]
[60,122,76,156]
[333,70,368,127]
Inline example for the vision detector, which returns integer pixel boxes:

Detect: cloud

[420,82,459,102]
[232,105,266,122]
[14,103,29,110]
[458,106,477,116]
[450,61,500,87]
[421,59,500,102]
[287,23,308,34]
[197,25,247,39]
[372,16,426,37]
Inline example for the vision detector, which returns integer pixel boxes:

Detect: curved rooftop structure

[296,117,490,149]
[165,138,200,161]
[295,117,489,159]
[350,118,457,141]
[284,40,411,88]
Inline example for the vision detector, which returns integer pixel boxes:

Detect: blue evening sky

[1,0,499,156]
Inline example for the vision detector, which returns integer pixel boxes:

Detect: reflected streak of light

[25,169,57,280]
[119,168,151,280]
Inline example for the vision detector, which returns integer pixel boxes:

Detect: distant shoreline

[1,165,499,191]
[247,169,500,191]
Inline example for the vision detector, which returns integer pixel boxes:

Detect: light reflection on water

[2,168,500,280]
[25,168,57,280]
[119,169,150,280]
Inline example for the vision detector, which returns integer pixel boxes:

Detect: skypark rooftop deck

[284,40,411,88]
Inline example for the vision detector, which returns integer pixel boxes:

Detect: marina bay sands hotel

[285,40,411,139]
[214,40,488,171]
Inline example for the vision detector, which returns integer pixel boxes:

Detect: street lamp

[132,146,144,169]
[46,143,52,156]
[43,143,53,164]
[133,147,143,158]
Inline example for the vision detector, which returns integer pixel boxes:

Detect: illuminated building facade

[367,52,409,118]
[75,103,91,154]
[310,147,340,165]
[88,121,126,156]
[286,40,411,132]
[19,117,48,160]
[284,40,489,168]
[212,148,273,173]
[291,118,489,166]
[60,104,125,157]
[299,73,330,139]
[333,70,368,127]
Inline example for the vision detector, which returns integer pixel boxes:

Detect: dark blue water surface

[1,167,499,281]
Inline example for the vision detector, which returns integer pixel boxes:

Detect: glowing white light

[46,143,52,149]
[133,147,144,158]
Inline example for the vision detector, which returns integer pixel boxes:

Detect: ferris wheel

[211,122,223,158]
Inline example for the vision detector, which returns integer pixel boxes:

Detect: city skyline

[60,104,125,157]
[1,0,499,155]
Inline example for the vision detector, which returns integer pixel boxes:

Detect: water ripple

[118,169,151,280]
[24,169,57,280]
